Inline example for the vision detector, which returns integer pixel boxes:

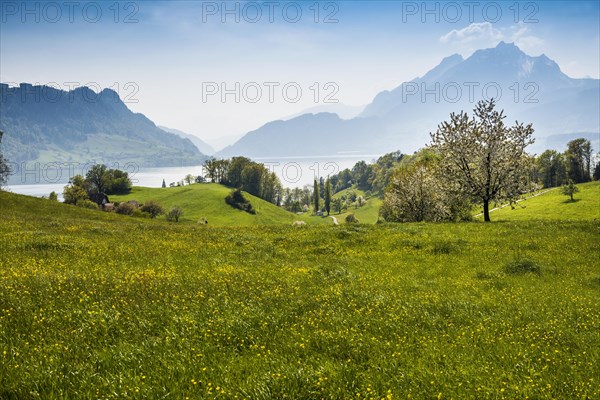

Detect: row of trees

[534,138,595,188]
[63,164,132,205]
[203,157,283,205]
[327,151,405,196]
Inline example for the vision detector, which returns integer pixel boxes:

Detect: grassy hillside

[479,181,600,221]
[110,183,330,226]
[331,187,382,224]
[1,190,598,399]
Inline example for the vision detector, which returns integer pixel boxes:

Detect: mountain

[283,103,365,121]
[158,126,215,155]
[218,113,385,157]
[218,42,599,158]
[0,84,207,167]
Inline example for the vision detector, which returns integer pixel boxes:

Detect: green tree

[228,156,252,188]
[48,191,58,201]
[352,161,370,190]
[429,99,534,222]
[594,161,600,181]
[162,179,166,188]
[184,174,194,185]
[536,150,567,188]
[85,164,108,194]
[166,206,184,222]
[140,200,165,218]
[324,177,332,215]
[333,197,343,214]
[203,158,218,182]
[84,164,131,196]
[106,168,132,194]
[566,138,592,183]
[63,175,88,205]
[241,163,264,197]
[561,179,580,201]
[313,178,320,214]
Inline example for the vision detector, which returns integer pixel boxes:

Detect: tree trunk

[483,200,491,222]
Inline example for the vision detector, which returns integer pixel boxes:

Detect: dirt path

[474,188,557,217]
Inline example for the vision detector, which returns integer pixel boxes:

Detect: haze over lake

[5,155,380,199]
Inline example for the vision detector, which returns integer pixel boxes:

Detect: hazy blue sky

[1,1,599,147]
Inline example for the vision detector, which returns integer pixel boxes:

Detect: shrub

[48,191,58,201]
[76,199,99,210]
[166,206,184,222]
[504,258,541,275]
[116,202,136,216]
[140,200,165,219]
[225,189,256,214]
[132,209,150,219]
[345,213,359,223]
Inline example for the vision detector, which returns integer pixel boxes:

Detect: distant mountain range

[0,84,207,167]
[218,42,599,158]
[158,126,215,155]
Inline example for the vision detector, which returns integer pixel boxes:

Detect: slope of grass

[479,181,600,221]
[1,190,598,399]
[109,183,328,226]
[330,187,382,224]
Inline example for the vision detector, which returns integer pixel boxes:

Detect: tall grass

[0,191,598,399]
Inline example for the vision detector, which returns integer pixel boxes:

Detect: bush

[140,200,165,219]
[225,189,256,214]
[116,202,136,216]
[345,213,359,223]
[504,258,541,275]
[76,199,99,210]
[166,206,184,222]
[48,191,58,201]
[132,209,150,219]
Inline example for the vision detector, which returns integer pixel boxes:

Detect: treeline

[329,138,597,205]
[203,157,283,205]
[533,138,596,187]
[328,151,405,196]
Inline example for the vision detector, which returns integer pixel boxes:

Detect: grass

[109,183,331,226]
[478,181,600,221]
[0,190,598,399]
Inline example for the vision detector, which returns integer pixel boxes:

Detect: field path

[330,216,339,225]
[474,188,557,217]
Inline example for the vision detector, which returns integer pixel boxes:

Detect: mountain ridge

[218,42,599,158]
[0,83,207,167]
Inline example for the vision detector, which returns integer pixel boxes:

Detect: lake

[4,155,381,200]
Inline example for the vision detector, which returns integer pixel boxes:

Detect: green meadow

[110,184,332,226]
[480,181,600,221]
[0,184,598,399]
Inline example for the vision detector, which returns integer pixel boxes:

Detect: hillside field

[109,183,331,226]
[0,189,598,399]
[479,181,600,221]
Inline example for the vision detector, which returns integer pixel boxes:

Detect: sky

[1,0,599,149]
